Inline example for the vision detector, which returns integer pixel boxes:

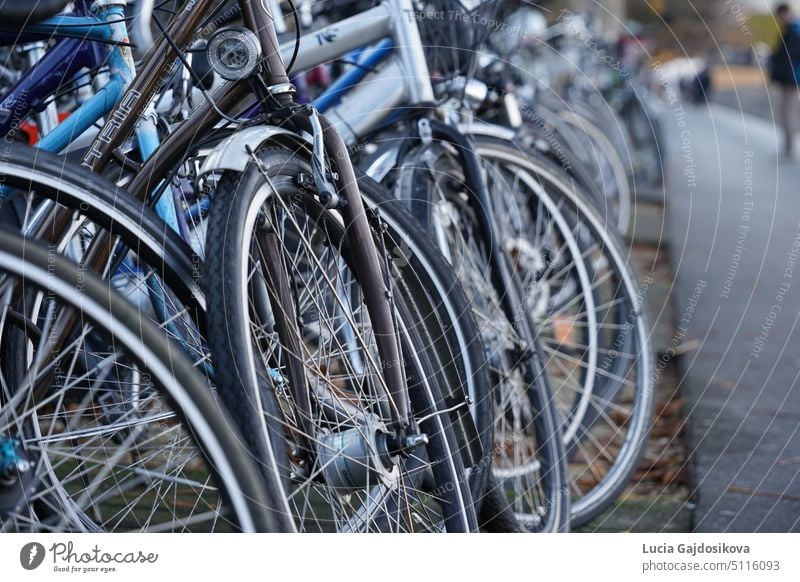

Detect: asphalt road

[712,84,779,123]
[664,100,800,532]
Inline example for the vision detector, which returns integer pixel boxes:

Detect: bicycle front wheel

[204,145,477,532]
[474,136,654,527]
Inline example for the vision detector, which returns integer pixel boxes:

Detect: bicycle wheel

[473,136,654,527]
[531,101,632,234]
[0,146,211,382]
[386,137,570,532]
[0,144,296,530]
[556,107,633,233]
[0,227,279,532]
[204,145,478,532]
[0,144,203,314]
[618,88,664,188]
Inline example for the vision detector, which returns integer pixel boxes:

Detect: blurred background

[543,0,800,533]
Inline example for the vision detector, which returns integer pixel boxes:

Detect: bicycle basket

[416,0,505,78]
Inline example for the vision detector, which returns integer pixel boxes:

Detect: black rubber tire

[0,226,281,532]
[472,136,655,527]
[389,138,570,532]
[204,145,480,531]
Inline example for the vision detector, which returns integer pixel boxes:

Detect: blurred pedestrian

[770,3,800,156]
[694,65,712,104]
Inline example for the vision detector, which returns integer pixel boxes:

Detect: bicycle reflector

[207,26,262,81]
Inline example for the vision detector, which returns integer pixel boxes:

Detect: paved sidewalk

[664,103,800,532]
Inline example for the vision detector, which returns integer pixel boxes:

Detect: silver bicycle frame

[277,0,436,143]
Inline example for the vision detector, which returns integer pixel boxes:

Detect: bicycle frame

[0,1,119,142]
[126,0,434,200]
[304,4,435,140]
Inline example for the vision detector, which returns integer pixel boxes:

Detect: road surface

[664,101,800,532]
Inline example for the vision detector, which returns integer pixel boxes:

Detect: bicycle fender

[198,125,312,176]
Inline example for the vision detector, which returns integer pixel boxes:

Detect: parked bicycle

[0,0,660,533]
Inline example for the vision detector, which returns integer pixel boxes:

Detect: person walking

[771,3,800,157]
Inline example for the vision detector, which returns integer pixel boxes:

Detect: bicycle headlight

[206,26,262,81]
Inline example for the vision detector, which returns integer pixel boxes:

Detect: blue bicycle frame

[0,0,179,232]
[311,39,394,113]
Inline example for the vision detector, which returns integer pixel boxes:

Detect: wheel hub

[506,237,551,320]
[315,418,406,494]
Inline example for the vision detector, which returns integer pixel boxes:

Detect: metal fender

[198,125,312,176]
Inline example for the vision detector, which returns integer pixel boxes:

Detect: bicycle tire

[473,136,654,527]
[204,145,478,532]
[386,136,570,532]
[0,226,280,532]
[0,144,297,530]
